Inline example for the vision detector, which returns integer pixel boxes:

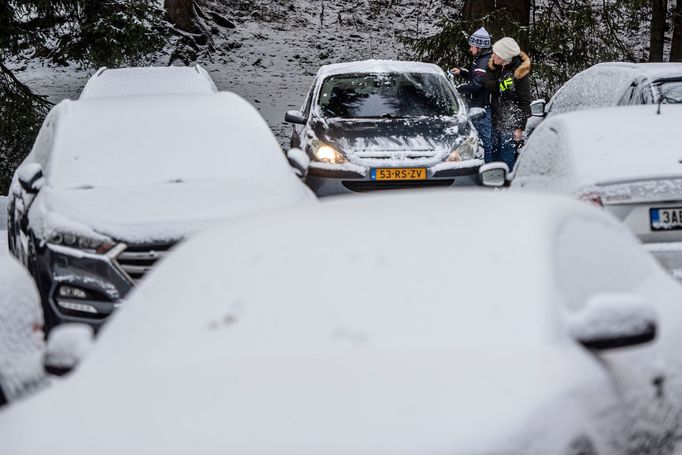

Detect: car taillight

[578,190,603,207]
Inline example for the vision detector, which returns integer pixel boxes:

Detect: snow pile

[44,324,94,372]
[0,255,46,404]
[316,59,445,79]
[79,65,217,99]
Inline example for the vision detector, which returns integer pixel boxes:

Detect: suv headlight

[49,232,115,254]
[313,142,347,164]
[448,136,479,162]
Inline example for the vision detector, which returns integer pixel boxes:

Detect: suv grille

[115,243,175,283]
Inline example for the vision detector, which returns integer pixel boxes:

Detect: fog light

[58,285,88,300]
[56,300,98,314]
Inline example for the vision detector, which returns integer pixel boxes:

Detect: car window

[617,83,638,106]
[27,112,57,176]
[317,72,458,119]
[549,67,637,116]
[640,82,654,104]
[555,216,652,311]
[658,80,682,104]
[301,79,317,117]
[514,125,563,182]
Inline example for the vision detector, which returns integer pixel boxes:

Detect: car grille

[353,150,439,161]
[114,243,175,283]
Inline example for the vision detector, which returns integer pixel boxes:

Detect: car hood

[28,179,314,244]
[313,116,470,156]
[0,345,616,455]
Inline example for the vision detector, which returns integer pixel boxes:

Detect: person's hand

[450,67,461,76]
[513,128,524,142]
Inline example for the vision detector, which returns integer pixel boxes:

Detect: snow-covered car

[79,65,218,99]
[285,60,485,196]
[482,104,682,276]
[0,253,46,407]
[7,92,314,330]
[527,62,682,135]
[2,190,682,454]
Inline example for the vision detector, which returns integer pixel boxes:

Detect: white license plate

[651,207,682,231]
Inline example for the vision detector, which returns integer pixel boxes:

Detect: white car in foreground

[79,65,218,99]
[7,92,314,329]
[2,191,682,454]
[483,104,682,276]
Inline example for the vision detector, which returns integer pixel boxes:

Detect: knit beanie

[492,37,521,62]
[468,27,491,49]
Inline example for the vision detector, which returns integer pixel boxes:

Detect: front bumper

[305,160,483,197]
[32,242,134,330]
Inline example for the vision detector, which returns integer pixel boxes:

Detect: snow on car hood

[314,116,470,158]
[0,343,613,455]
[28,179,313,244]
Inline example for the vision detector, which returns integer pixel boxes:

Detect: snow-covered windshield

[47,94,287,189]
[659,80,682,104]
[317,73,458,119]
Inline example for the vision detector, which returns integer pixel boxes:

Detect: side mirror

[44,323,95,376]
[285,110,307,125]
[287,148,310,179]
[479,162,509,187]
[18,163,44,194]
[468,107,486,121]
[530,99,546,117]
[567,294,657,351]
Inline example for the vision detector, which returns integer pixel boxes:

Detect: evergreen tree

[0,1,167,194]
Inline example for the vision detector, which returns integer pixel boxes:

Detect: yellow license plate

[372,168,427,181]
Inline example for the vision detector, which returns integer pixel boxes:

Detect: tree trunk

[649,0,667,62]
[462,0,495,22]
[672,0,682,61]
[165,0,196,32]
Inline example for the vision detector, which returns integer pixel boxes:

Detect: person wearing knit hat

[450,27,494,161]
[484,37,532,170]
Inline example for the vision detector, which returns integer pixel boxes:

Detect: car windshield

[317,72,458,119]
[658,80,682,104]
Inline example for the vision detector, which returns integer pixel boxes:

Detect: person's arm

[513,76,532,131]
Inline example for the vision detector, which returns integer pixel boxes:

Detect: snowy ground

[7,0,454,147]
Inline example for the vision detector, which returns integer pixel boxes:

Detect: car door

[555,215,682,453]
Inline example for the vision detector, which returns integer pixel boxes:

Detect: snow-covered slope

[8,0,454,147]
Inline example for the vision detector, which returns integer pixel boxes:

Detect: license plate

[371,168,427,181]
[651,207,682,231]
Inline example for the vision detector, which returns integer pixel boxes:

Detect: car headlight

[50,232,115,254]
[313,144,347,164]
[448,136,479,162]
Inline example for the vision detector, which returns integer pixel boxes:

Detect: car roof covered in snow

[316,59,446,79]
[592,62,682,81]
[515,104,682,190]
[48,92,290,189]
[79,65,218,99]
[0,190,646,454]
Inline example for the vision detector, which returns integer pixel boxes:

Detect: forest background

[1,0,681,194]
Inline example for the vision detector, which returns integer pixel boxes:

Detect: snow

[44,324,94,372]
[0,190,647,454]
[19,92,315,244]
[0,196,7,253]
[79,65,218,99]
[49,93,286,189]
[0,254,46,404]
[316,59,446,79]
[514,104,682,193]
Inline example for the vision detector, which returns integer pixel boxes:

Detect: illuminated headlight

[314,144,347,164]
[50,232,115,254]
[448,136,479,162]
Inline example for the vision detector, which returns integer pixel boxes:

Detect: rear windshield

[317,72,458,119]
[659,80,682,104]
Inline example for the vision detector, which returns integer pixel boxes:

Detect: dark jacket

[485,52,532,131]
[457,49,492,108]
